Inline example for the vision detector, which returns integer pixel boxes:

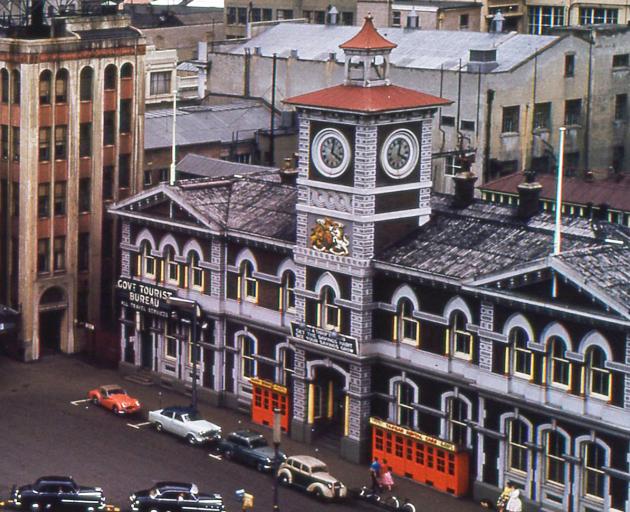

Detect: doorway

[311,366,346,438]
[39,310,64,354]
[140,330,153,370]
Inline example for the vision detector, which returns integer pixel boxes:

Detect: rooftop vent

[491,10,505,33]
[406,9,419,29]
[290,49,299,59]
[327,6,339,25]
[467,48,498,73]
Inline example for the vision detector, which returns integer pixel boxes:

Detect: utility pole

[272,407,282,511]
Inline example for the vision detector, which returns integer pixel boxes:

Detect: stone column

[290,347,312,443]
[478,301,495,372]
[341,363,372,463]
[624,333,630,409]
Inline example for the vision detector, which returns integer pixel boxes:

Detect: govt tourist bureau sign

[291,322,358,355]
[116,278,174,318]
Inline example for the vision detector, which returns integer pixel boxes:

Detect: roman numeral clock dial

[381,129,420,179]
[312,128,351,178]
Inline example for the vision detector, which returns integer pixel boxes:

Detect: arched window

[55,69,68,103]
[279,347,294,387]
[445,397,469,446]
[319,286,340,331]
[586,347,610,400]
[39,70,52,105]
[395,298,419,346]
[239,261,258,302]
[240,335,256,379]
[394,381,415,428]
[11,69,20,104]
[165,247,180,285]
[142,243,155,278]
[450,311,472,359]
[507,418,529,473]
[189,252,204,290]
[582,442,606,499]
[510,327,532,378]
[543,430,567,486]
[80,67,93,101]
[120,62,133,79]
[280,271,295,312]
[548,336,571,388]
[104,64,117,91]
[1,69,8,103]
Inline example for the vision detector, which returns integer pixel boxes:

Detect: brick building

[0,14,145,361]
[111,19,630,511]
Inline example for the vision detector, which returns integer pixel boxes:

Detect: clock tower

[284,16,450,462]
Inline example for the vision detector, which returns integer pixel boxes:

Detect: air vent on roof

[290,49,299,59]
[467,48,498,73]
[254,46,262,56]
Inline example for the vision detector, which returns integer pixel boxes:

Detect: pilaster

[478,301,494,372]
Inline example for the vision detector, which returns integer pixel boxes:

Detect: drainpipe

[584,28,593,170]
[438,64,446,151]
[483,89,494,183]
[269,53,277,166]
[244,48,251,97]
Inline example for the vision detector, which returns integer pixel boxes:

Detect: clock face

[381,129,420,179]
[312,128,351,178]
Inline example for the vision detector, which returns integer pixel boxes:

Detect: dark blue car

[129,482,224,512]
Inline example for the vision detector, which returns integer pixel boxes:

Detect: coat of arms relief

[309,217,350,256]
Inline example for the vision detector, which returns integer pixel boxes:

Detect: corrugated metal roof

[231,24,559,72]
[145,102,278,150]
[177,153,277,177]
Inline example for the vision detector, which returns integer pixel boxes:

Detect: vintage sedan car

[88,384,141,415]
[217,429,286,472]
[129,482,224,512]
[277,455,347,501]
[148,406,221,445]
[10,476,106,511]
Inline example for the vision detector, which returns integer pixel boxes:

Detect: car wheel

[186,434,197,445]
[400,503,416,512]
[112,405,119,415]
[154,422,163,432]
[312,487,325,501]
[224,450,233,460]
[256,461,266,472]
[91,396,99,405]
[278,474,290,486]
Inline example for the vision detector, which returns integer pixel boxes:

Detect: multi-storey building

[0,14,145,361]
[112,18,630,512]
[207,22,630,194]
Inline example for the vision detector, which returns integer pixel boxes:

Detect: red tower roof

[339,15,397,51]
[284,84,451,113]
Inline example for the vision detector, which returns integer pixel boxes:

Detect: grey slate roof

[177,153,278,178]
[173,174,296,242]
[230,24,559,72]
[557,245,630,313]
[145,102,279,150]
[376,195,611,280]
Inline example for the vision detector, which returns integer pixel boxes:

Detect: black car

[10,476,106,512]
[129,482,224,512]
[217,429,286,472]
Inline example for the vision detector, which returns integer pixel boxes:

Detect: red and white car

[88,384,141,415]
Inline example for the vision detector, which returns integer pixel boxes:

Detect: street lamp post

[166,296,200,410]
[272,407,282,512]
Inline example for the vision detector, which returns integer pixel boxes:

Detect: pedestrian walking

[380,469,394,491]
[506,489,522,512]
[369,457,381,493]
[496,481,514,512]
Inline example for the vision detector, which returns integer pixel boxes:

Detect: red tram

[370,417,470,497]
[250,378,290,432]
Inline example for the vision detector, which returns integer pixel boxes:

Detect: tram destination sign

[291,322,358,355]
[116,278,174,318]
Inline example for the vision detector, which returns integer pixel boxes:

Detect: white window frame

[395,381,415,428]
[507,419,529,474]
[582,442,606,500]
[239,261,258,303]
[543,430,567,487]
[240,335,257,379]
[143,244,156,278]
[280,271,296,312]
[549,336,571,389]
[319,286,340,332]
[165,248,180,285]
[396,299,419,346]
[445,397,469,447]
[510,327,533,379]
[587,347,611,400]
[451,311,472,360]
[189,252,204,291]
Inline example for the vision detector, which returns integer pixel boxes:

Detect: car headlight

[129,495,136,502]
[135,400,140,406]
[327,482,333,489]
[122,402,128,408]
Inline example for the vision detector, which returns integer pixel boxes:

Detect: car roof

[101,384,125,391]
[154,482,196,493]
[287,455,326,467]
[162,406,197,415]
[232,429,263,439]
[36,476,76,485]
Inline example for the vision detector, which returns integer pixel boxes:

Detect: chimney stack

[517,180,542,219]
[279,157,298,184]
[452,153,477,208]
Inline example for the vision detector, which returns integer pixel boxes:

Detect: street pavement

[0,354,483,512]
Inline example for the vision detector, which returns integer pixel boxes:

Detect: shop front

[370,417,470,497]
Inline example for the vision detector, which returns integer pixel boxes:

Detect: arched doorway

[309,365,347,439]
[39,287,67,355]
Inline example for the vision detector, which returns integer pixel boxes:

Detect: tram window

[437,451,445,472]
[395,436,404,457]
[415,443,424,464]
[375,431,384,450]
[427,447,434,468]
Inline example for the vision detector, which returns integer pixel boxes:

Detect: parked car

[148,406,221,445]
[217,429,285,472]
[129,482,224,512]
[10,476,106,511]
[88,384,141,415]
[277,455,347,501]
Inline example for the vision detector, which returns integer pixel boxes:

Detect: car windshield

[311,465,328,473]
[149,488,159,499]
[109,388,125,395]
[183,411,202,422]
[251,438,268,449]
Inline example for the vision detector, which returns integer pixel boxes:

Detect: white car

[148,406,221,445]
[277,455,347,500]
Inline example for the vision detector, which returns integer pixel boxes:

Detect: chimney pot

[452,171,478,208]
